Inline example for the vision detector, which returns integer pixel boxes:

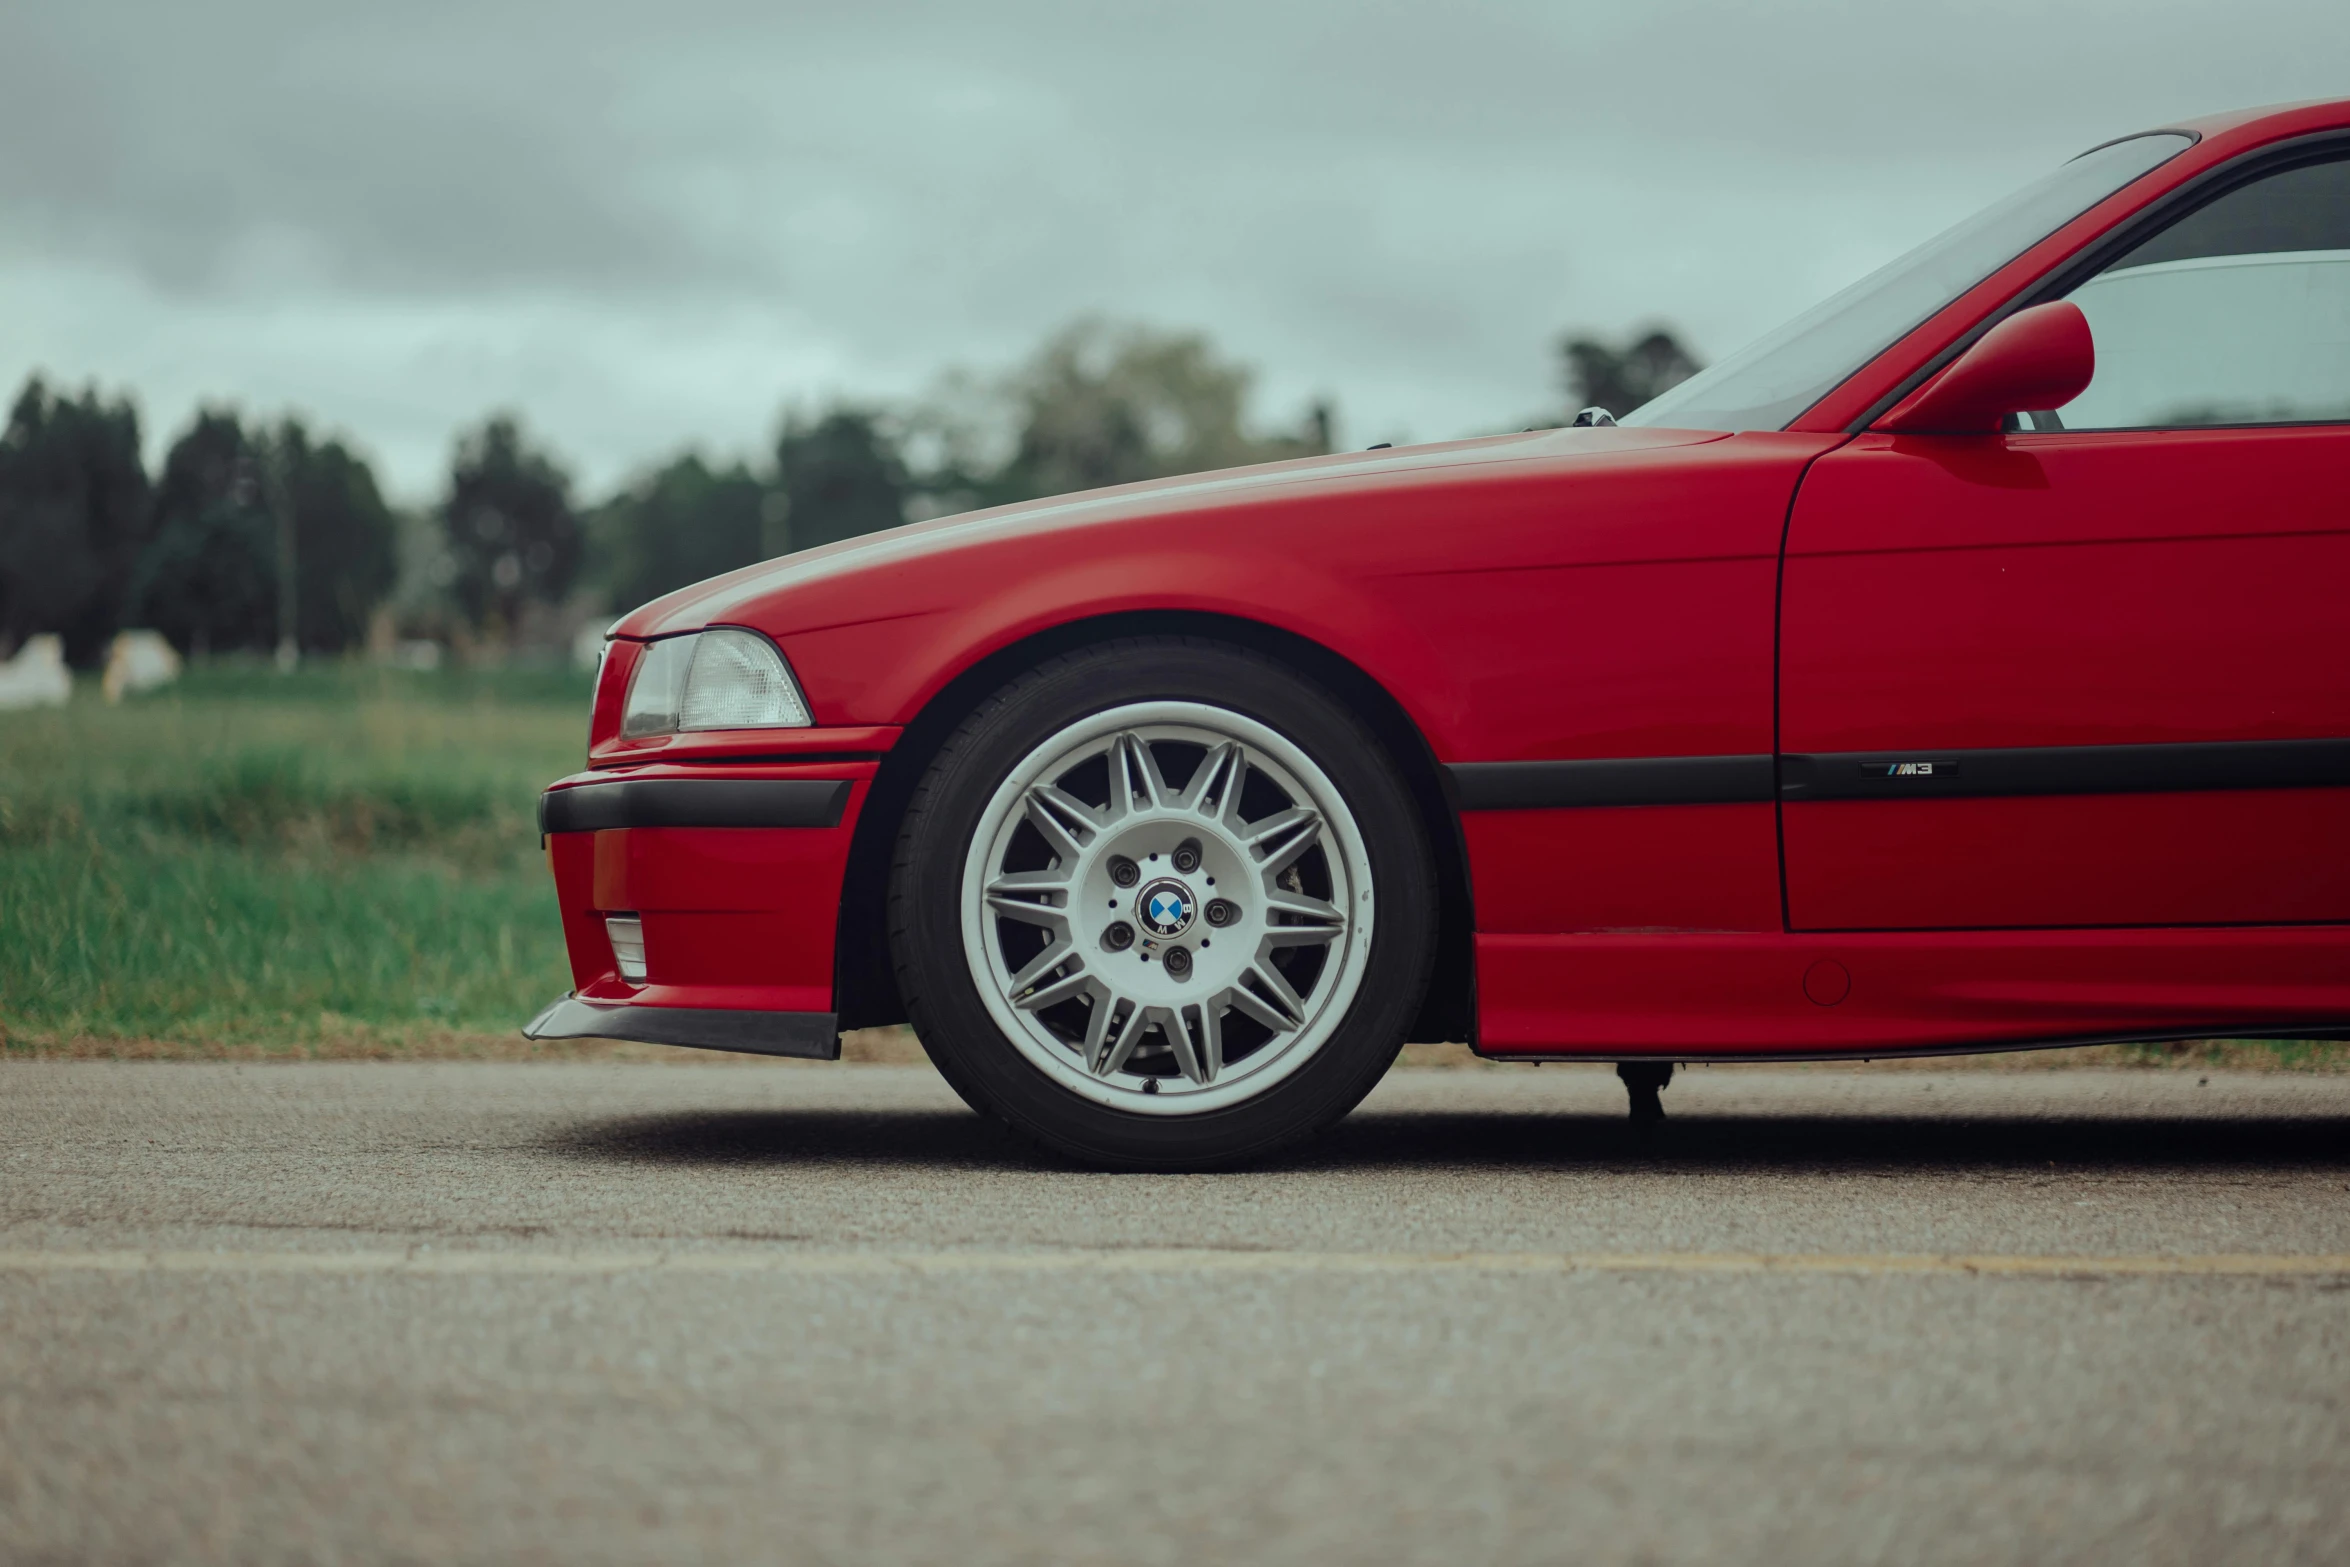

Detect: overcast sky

[4,0,2345,499]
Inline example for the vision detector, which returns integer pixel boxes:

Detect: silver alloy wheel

[959,700,1377,1115]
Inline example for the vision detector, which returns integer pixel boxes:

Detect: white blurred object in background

[0,634,72,710]
[101,630,183,704]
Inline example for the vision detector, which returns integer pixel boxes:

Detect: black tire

[888,636,1437,1170]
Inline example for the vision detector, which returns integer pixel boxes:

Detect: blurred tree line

[1559,327,1702,420]
[0,318,1696,666]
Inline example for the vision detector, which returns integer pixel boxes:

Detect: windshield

[1622,132,2194,432]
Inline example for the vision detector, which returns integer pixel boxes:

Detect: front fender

[778,542,1466,753]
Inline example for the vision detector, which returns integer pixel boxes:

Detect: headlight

[620,628,813,738]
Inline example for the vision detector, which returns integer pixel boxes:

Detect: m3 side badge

[1864,760,1957,778]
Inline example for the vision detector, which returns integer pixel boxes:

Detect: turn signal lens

[605,915,647,984]
[619,628,812,739]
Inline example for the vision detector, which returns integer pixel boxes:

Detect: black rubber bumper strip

[1781,737,2350,801]
[522,995,841,1060]
[1448,755,1775,811]
[539,777,851,833]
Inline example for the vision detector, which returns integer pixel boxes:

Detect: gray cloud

[3,0,2345,494]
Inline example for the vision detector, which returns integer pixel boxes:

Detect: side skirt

[1474,926,2350,1058]
[1485,1027,2350,1065]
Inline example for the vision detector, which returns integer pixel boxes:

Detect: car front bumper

[531,760,877,1057]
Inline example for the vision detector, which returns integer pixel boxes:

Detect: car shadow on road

[548,1105,2350,1175]
[551,1108,1064,1172]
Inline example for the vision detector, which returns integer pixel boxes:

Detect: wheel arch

[833,609,1475,1045]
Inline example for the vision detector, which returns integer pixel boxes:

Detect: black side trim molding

[522,995,841,1059]
[540,778,851,833]
[1782,737,2350,802]
[1446,737,2350,811]
[1449,755,1775,811]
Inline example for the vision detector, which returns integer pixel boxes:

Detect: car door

[1779,149,2350,930]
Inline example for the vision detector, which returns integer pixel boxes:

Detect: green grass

[1,663,591,1052]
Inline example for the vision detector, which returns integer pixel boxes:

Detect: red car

[529,98,2350,1168]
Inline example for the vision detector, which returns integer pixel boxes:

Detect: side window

[2054,155,2350,430]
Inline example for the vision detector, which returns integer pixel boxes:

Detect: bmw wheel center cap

[1137,877,1197,939]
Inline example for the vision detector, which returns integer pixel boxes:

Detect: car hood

[613,424,1722,640]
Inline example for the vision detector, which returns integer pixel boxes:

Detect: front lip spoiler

[522,995,841,1060]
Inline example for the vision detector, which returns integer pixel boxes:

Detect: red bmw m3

[529,99,2350,1168]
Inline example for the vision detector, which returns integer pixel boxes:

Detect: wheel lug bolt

[1163,946,1193,980]
[1172,838,1203,874]
[1109,857,1140,887]
[1205,899,1238,927]
[1103,922,1135,951]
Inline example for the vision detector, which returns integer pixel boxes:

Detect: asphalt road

[4,1060,2348,1566]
